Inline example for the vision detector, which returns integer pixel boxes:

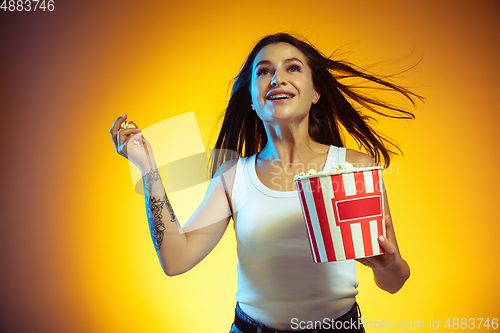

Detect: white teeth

[268,93,293,100]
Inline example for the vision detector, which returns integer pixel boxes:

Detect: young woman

[110,33,419,333]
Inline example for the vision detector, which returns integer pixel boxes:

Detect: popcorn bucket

[294,167,386,262]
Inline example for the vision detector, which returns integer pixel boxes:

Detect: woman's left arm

[347,150,410,293]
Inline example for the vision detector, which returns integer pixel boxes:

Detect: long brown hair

[210,33,422,176]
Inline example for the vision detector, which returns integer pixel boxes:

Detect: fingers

[118,127,142,147]
[110,114,143,151]
[356,238,396,269]
[384,214,393,229]
[125,120,139,129]
[110,114,127,147]
[378,235,396,256]
[110,114,127,133]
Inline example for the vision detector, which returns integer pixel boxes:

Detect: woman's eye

[289,65,301,72]
[256,68,271,76]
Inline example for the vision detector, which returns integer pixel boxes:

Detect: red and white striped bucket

[295,167,386,262]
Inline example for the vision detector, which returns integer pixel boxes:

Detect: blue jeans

[229,302,365,332]
[229,323,244,333]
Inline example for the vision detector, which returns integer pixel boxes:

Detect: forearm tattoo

[146,196,166,252]
[164,194,178,222]
[143,167,178,252]
[144,167,161,188]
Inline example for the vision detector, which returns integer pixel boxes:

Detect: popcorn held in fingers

[120,121,145,137]
[120,121,137,130]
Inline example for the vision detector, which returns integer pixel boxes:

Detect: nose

[271,69,286,86]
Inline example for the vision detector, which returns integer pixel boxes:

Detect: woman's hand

[356,215,410,293]
[356,215,398,269]
[109,114,154,171]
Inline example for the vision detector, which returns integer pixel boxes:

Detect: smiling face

[250,42,320,125]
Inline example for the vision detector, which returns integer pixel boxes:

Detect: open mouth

[267,93,295,100]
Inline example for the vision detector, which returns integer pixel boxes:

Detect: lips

[266,90,296,100]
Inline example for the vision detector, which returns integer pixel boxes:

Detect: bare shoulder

[214,158,239,177]
[345,149,377,168]
[212,158,239,197]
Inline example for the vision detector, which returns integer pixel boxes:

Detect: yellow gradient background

[1,1,499,332]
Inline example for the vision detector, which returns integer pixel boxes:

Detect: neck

[259,118,327,166]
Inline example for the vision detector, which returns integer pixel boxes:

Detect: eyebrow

[254,57,304,68]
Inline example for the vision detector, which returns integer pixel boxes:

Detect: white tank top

[230,146,359,330]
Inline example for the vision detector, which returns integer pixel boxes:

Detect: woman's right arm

[110,115,236,276]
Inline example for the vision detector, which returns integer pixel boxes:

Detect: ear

[312,87,321,104]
